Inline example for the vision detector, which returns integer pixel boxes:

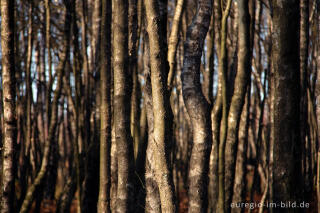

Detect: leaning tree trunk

[271,0,303,212]
[224,0,251,210]
[113,0,135,212]
[181,0,212,212]
[98,0,112,212]
[144,0,176,212]
[19,1,71,212]
[1,0,16,212]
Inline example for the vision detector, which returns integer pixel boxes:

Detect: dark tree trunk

[98,0,112,212]
[19,1,72,211]
[271,0,303,212]
[113,0,135,212]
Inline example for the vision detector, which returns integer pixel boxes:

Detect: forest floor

[30,191,318,213]
[30,169,318,213]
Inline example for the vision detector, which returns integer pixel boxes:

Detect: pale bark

[0,0,16,212]
[167,0,185,91]
[144,0,176,211]
[143,36,162,213]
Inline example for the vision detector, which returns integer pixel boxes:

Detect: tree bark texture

[98,0,112,212]
[224,0,251,210]
[1,0,16,212]
[181,0,212,212]
[271,0,303,212]
[144,0,176,211]
[113,0,135,212]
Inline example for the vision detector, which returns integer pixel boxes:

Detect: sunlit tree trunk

[0,0,16,212]
[224,0,251,210]
[167,0,184,91]
[144,0,176,211]
[143,35,162,213]
[181,0,212,212]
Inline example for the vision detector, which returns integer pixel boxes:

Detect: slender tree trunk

[181,0,212,212]
[144,0,177,212]
[45,0,53,139]
[129,0,140,160]
[224,0,251,210]
[231,86,250,213]
[167,0,184,91]
[143,36,162,213]
[0,0,16,212]
[19,2,71,211]
[98,0,112,212]
[203,12,214,105]
[217,0,233,212]
[300,0,311,198]
[208,2,223,211]
[113,0,135,211]
[25,0,33,162]
[271,0,303,212]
